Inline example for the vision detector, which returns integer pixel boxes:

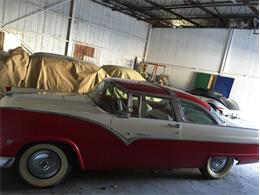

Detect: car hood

[223,116,259,130]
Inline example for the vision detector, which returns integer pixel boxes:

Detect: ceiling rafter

[240,0,259,16]
[113,1,259,11]
[184,0,227,25]
[103,0,175,27]
[145,14,256,20]
[91,0,259,29]
[91,0,172,27]
[143,0,202,27]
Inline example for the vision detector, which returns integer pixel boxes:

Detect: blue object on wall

[213,76,234,98]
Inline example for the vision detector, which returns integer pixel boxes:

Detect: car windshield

[88,81,129,113]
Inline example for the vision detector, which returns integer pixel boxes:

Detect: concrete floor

[0,163,258,195]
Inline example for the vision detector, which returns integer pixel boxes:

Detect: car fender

[17,136,85,170]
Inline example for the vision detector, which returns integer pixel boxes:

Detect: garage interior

[0,0,259,194]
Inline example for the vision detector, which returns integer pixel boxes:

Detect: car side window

[179,100,217,125]
[90,81,128,113]
[141,96,174,121]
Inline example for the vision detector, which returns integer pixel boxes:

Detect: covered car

[0,78,258,187]
[0,48,109,94]
[100,65,145,81]
[0,47,29,92]
[188,88,240,118]
[22,53,109,93]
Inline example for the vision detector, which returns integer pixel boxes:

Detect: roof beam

[4,0,69,26]
[90,0,150,21]
[92,0,174,27]
[185,0,227,25]
[240,0,259,16]
[143,0,202,27]
[111,0,174,27]
[114,1,259,11]
[145,14,256,20]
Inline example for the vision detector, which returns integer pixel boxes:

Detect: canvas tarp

[0,47,29,92]
[22,53,109,93]
[101,65,145,81]
[0,48,109,93]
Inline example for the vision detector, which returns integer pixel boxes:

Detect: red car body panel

[1,108,258,171]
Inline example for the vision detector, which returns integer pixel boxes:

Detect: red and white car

[0,78,258,187]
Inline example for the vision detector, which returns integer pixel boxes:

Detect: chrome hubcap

[210,157,228,173]
[28,150,61,179]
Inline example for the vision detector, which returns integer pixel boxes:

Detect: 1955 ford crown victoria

[0,78,258,187]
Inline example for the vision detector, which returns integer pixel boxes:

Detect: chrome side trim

[0,156,15,167]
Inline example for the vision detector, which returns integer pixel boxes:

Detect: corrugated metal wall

[0,0,148,66]
[72,0,148,66]
[224,30,259,77]
[1,0,69,54]
[147,28,259,124]
[147,28,230,72]
[147,28,259,78]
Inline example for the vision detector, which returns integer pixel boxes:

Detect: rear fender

[17,137,85,170]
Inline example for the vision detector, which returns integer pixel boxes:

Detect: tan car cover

[101,65,145,81]
[22,53,109,93]
[0,48,109,93]
[0,47,29,92]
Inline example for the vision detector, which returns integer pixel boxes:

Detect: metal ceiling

[91,0,259,29]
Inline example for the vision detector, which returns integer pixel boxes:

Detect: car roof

[107,78,211,110]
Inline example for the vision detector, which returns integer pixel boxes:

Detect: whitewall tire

[199,156,234,179]
[17,144,71,187]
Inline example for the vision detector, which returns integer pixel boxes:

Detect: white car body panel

[0,89,258,145]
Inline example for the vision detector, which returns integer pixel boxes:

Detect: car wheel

[17,144,71,187]
[199,156,234,179]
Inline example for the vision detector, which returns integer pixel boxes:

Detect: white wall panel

[1,0,69,54]
[147,28,259,125]
[147,28,229,72]
[224,30,259,77]
[147,28,259,78]
[1,0,148,66]
[229,77,260,126]
[0,0,4,22]
[72,0,148,66]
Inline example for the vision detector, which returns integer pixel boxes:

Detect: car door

[110,95,182,168]
[174,99,235,167]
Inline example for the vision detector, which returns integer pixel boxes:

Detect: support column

[64,0,75,56]
[219,29,235,74]
[142,24,152,61]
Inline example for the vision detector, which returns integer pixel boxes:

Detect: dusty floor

[0,163,258,195]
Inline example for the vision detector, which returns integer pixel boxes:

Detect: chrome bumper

[0,156,15,167]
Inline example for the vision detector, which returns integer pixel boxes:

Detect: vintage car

[101,65,145,81]
[188,88,241,118]
[0,78,258,187]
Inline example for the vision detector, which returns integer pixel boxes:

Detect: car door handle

[168,123,180,128]
[135,133,150,137]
